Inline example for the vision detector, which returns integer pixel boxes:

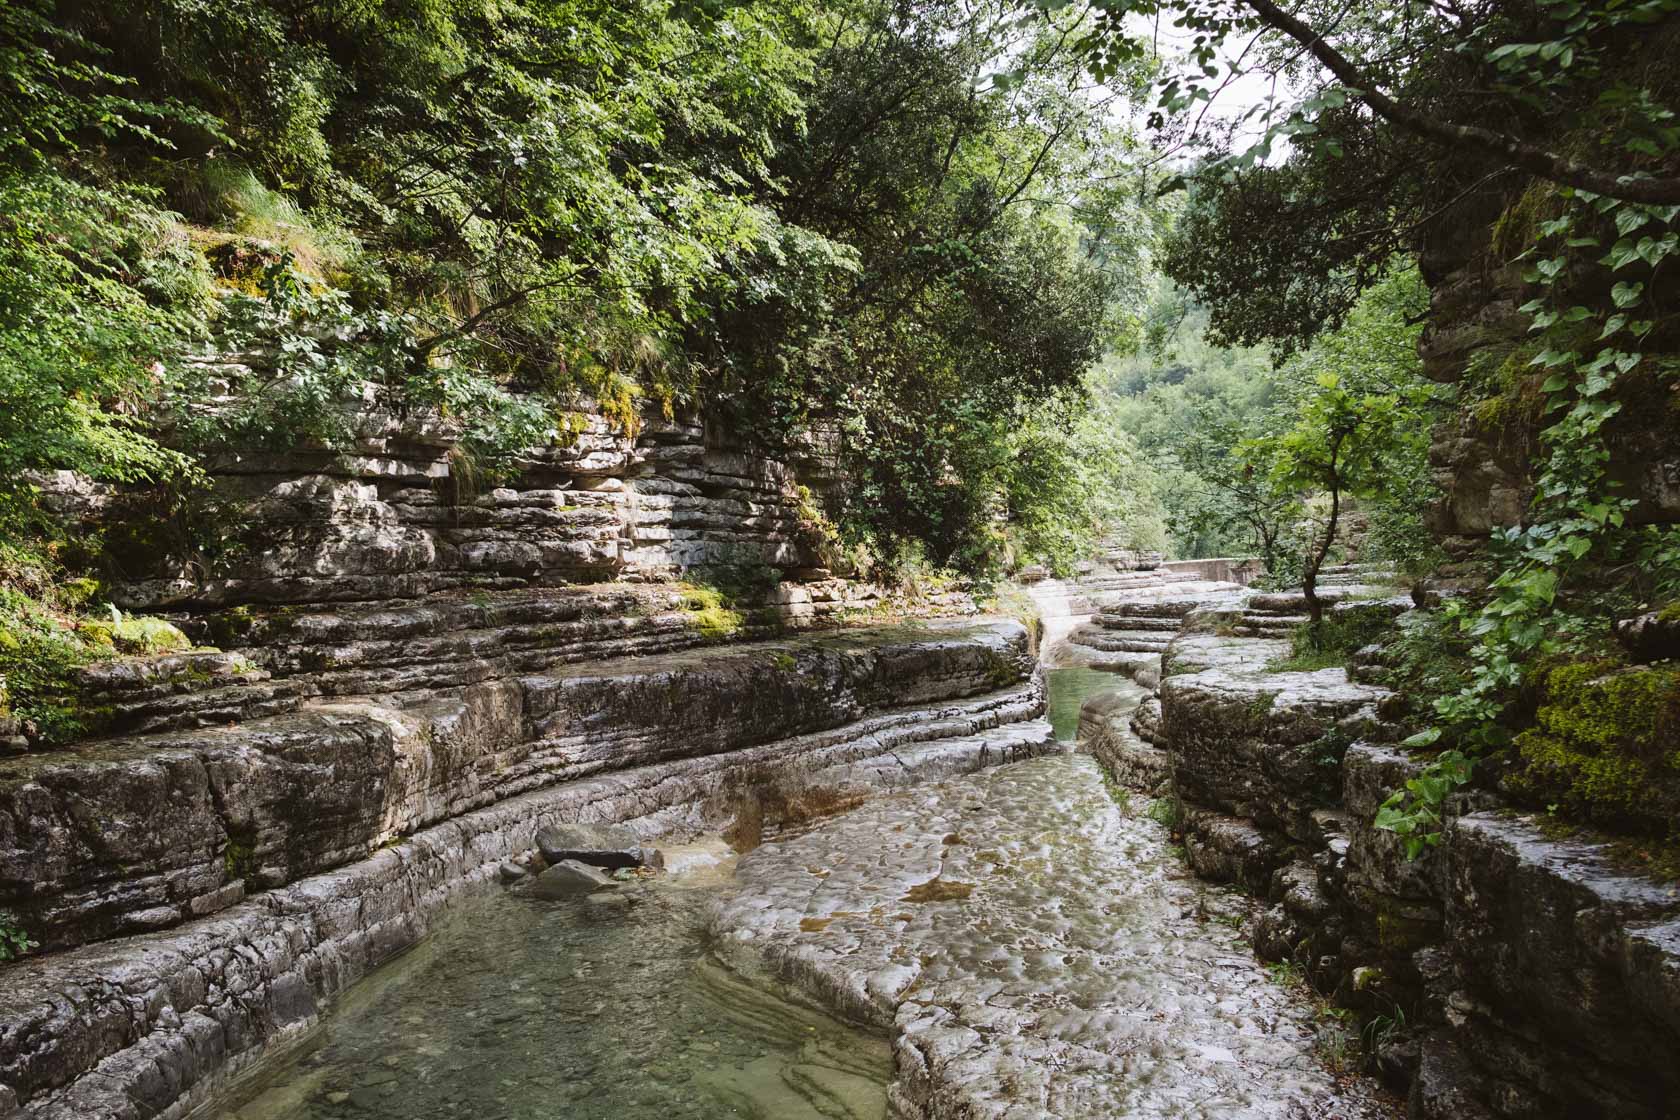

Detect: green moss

[1373,901,1436,954]
[1490,180,1558,261]
[1509,659,1680,836]
[224,832,259,882]
[1658,600,1680,624]
[204,605,257,648]
[676,582,744,643]
[769,651,797,672]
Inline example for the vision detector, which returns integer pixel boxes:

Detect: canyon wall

[1082,577,1680,1120]
[0,395,1055,1119]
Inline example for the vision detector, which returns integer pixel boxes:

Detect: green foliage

[1270,608,1395,673]
[1096,292,1277,559]
[1050,0,1677,855]
[1103,269,1442,580]
[0,495,190,745]
[1146,795,1182,829]
[1378,179,1679,852]
[0,910,35,963]
[0,0,1157,581]
[997,390,1169,576]
[1372,748,1475,859]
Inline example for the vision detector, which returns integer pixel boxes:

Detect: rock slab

[712,754,1397,1119]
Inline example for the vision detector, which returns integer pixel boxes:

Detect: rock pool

[205,857,891,1120]
[206,685,1393,1120]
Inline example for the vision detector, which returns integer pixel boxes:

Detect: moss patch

[901,876,976,903]
[1508,659,1680,837]
[676,582,744,643]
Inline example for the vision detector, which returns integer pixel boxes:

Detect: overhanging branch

[1241,0,1680,205]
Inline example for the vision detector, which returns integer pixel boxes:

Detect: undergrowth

[0,495,190,746]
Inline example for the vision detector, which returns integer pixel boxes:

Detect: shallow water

[714,750,1399,1119]
[206,860,891,1120]
[1044,665,1128,741]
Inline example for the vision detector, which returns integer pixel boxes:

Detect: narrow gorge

[3,1,1679,1118]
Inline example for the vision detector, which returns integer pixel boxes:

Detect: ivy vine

[1376,181,1679,855]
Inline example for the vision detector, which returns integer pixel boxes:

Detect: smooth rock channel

[712,746,1397,1117]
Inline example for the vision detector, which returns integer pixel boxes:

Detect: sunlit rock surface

[712,752,1396,1119]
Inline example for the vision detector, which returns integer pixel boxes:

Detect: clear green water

[206,869,890,1120]
[1044,666,1133,741]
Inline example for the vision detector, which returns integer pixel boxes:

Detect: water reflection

[206,867,890,1120]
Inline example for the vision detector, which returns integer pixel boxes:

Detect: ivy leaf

[1616,207,1653,236]
[1603,239,1641,271]
[1612,281,1645,308]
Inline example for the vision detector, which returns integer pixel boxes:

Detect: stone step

[1091,613,1183,633]
[1068,625,1172,654]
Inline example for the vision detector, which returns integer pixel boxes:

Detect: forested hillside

[1,0,1160,584]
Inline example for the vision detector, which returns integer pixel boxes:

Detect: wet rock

[1180,807,1289,894]
[0,619,1036,952]
[497,861,528,883]
[1442,812,1680,1117]
[1409,1035,1498,1120]
[1616,608,1680,662]
[536,823,644,869]
[1129,695,1162,742]
[712,754,1393,1119]
[531,859,618,898]
[583,892,631,916]
[1160,651,1388,842]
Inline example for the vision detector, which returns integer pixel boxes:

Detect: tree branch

[1240,0,1680,205]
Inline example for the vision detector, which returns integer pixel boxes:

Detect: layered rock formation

[0,619,1053,1119]
[712,751,1395,1119]
[0,392,1063,1119]
[1417,210,1680,562]
[1085,579,1680,1120]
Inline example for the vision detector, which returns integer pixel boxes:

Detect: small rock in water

[535,823,645,869]
[497,861,528,883]
[585,892,632,916]
[530,859,618,898]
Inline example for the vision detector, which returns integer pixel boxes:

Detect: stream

[205,669,1385,1120]
[204,853,893,1120]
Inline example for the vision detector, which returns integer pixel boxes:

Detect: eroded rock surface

[0,619,1034,952]
[712,753,1395,1119]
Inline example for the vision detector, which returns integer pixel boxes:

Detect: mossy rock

[1509,659,1680,836]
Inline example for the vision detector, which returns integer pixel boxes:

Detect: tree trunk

[1303,480,1340,628]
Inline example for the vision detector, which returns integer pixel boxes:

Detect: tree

[1246,376,1399,625]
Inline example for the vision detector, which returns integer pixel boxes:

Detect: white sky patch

[1124,10,1300,160]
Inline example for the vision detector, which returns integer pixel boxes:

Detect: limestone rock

[1616,608,1680,662]
[711,754,1394,1118]
[535,823,644,869]
[1443,813,1680,1117]
[1161,659,1389,842]
[531,859,617,898]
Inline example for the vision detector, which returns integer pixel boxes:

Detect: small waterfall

[1022,577,1090,667]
